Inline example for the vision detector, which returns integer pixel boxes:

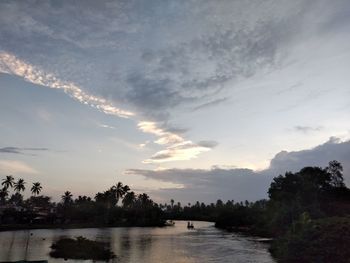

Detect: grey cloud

[124,73,187,114]
[2,0,341,121]
[197,140,218,148]
[294,125,323,133]
[193,98,229,111]
[128,137,350,203]
[0,147,49,155]
[269,137,350,179]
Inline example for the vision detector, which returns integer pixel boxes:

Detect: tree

[170,199,174,209]
[138,193,152,208]
[13,178,25,193]
[326,160,345,188]
[111,182,130,205]
[122,191,136,208]
[2,175,14,190]
[61,191,73,205]
[31,182,42,196]
[0,187,8,204]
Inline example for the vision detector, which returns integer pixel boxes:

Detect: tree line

[0,179,164,227]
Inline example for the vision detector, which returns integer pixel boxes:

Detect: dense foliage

[269,216,350,263]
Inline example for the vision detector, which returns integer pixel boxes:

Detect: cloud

[269,137,350,177]
[99,124,115,129]
[0,160,38,174]
[0,52,134,118]
[193,98,229,111]
[128,137,350,203]
[0,0,321,119]
[0,147,49,155]
[0,52,215,163]
[294,125,323,133]
[1,0,349,166]
[138,121,217,163]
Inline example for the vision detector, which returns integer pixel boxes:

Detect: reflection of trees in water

[6,231,16,261]
[137,234,153,260]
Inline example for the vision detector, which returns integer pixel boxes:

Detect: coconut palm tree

[111,182,130,205]
[13,178,25,193]
[122,191,136,208]
[31,182,42,196]
[61,191,73,205]
[1,175,14,190]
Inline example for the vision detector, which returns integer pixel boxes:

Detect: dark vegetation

[0,179,164,228]
[161,161,350,262]
[50,236,115,260]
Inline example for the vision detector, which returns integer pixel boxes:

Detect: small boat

[165,220,175,226]
[187,221,194,229]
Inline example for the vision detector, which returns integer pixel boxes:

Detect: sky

[0,0,349,204]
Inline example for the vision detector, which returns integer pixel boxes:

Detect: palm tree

[61,191,73,205]
[13,178,25,193]
[122,191,136,208]
[31,182,42,196]
[122,185,130,195]
[2,175,14,190]
[111,182,130,205]
[114,182,124,204]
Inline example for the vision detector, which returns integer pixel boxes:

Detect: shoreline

[0,222,167,232]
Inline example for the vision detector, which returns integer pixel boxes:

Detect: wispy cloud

[138,121,217,163]
[0,147,48,155]
[0,160,38,174]
[99,124,116,129]
[193,98,228,111]
[0,52,134,118]
[294,125,323,133]
[0,52,216,163]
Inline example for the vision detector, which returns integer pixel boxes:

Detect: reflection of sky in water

[0,221,274,263]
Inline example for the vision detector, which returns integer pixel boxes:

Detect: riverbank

[0,221,166,232]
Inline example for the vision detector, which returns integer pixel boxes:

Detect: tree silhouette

[111,182,130,205]
[13,178,25,193]
[114,182,124,205]
[31,182,42,196]
[122,191,136,208]
[61,191,73,205]
[326,160,345,187]
[0,187,8,204]
[2,175,14,190]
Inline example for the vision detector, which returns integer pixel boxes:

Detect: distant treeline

[161,160,350,262]
[0,180,164,228]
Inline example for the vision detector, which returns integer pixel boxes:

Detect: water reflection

[0,221,275,263]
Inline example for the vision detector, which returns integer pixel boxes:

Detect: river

[0,221,275,262]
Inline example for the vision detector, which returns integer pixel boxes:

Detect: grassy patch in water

[50,236,115,260]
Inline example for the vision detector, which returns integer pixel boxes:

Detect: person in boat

[187,221,194,229]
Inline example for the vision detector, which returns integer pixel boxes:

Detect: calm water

[0,221,275,263]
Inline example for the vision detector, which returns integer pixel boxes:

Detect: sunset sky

[0,0,349,203]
